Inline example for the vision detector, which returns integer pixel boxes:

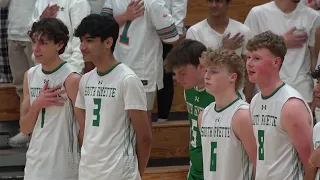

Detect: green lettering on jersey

[120,21,132,45]
[92,98,101,127]
[258,130,265,160]
[210,142,217,171]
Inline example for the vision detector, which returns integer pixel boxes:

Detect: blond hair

[200,48,245,90]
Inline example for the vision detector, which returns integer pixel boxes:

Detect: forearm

[304,160,317,180]
[310,47,318,71]
[115,13,128,27]
[136,138,152,176]
[20,104,41,135]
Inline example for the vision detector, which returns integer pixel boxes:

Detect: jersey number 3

[120,21,132,45]
[258,130,265,160]
[93,98,101,127]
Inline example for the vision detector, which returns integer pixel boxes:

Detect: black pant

[157,43,174,119]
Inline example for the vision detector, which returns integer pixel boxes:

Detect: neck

[207,15,229,28]
[214,87,239,110]
[42,57,63,72]
[196,77,205,90]
[274,0,298,13]
[94,53,118,74]
[258,74,283,97]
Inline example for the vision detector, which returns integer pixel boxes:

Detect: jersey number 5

[258,130,265,160]
[93,98,101,127]
[190,119,198,148]
[119,21,132,45]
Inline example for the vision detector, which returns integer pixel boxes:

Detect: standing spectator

[9,0,90,147]
[157,0,187,122]
[0,2,12,83]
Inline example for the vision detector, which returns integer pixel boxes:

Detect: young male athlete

[304,67,320,180]
[21,18,82,180]
[247,31,313,180]
[198,48,256,180]
[165,39,215,180]
[186,0,254,101]
[74,14,152,180]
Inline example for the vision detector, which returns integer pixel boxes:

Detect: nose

[80,41,86,51]
[204,71,210,80]
[209,1,218,7]
[32,42,40,52]
[246,57,253,69]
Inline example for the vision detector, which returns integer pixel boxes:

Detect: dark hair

[312,65,320,79]
[28,18,69,55]
[247,31,287,69]
[165,39,207,72]
[207,0,231,4]
[74,14,119,52]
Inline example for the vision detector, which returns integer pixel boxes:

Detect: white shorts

[146,91,156,110]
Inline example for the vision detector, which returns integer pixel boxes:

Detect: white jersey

[186,18,253,57]
[245,1,320,102]
[75,63,147,180]
[201,97,253,180]
[24,61,80,180]
[250,83,313,180]
[313,122,320,179]
[101,0,179,92]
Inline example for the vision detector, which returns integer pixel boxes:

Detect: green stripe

[157,27,177,37]
[100,12,113,16]
[157,23,175,32]
[42,61,67,74]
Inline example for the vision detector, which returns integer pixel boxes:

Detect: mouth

[34,54,42,58]
[247,70,255,76]
[205,82,211,86]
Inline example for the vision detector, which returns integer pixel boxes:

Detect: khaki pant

[8,40,35,103]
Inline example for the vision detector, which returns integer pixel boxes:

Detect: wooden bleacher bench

[0,84,20,121]
[143,165,189,180]
[151,120,189,159]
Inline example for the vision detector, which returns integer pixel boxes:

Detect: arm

[304,122,320,180]
[232,109,257,169]
[64,73,84,147]
[121,75,152,176]
[148,0,179,44]
[198,111,203,129]
[20,71,39,135]
[171,0,187,35]
[129,109,152,177]
[67,0,91,73]
[282,98,313,168]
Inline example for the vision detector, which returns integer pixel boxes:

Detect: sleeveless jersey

[250,83,313,180]
[24,61,80,180]
[201,97,253,180]
[76,63,147,180]
[185,87,215,180]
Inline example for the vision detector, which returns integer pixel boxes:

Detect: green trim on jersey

[97,62,121,76]
[185,87,215,179]
[42,61,67,74]
[261,82,285,100]
[214,97,240,113]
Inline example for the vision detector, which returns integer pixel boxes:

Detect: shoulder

[65,73,81,86]
[230,19,252,34]
[282,97,310,120]
[188,19,207,32]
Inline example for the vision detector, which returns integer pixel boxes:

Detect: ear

[229,72,237,84]
[104,37,114,50]
[198,63,206,71]
[57,41,64,52]
[274,57,282,69]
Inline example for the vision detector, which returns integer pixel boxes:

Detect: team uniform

[245,1,320,103]
[201,97,253,180]
[186,19,252,100]
[313,122,320,179]
[76,62,147,180]
[185,87,215,180]
[250,83,313,180]
[24,61,80,180]
[101,0,179,109]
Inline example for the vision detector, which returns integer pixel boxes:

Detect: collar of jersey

[42,61,67,75]
[261,82,285,100]
[214,96,240,113]
[97,62,121,76]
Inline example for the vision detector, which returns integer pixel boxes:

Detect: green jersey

[185,87,215,180]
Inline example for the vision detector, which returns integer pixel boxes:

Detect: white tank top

[250,83,313,180]
[24,61,80,180]
[201,97,253,180]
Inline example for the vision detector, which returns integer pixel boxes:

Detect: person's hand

[221,33,244,50]
[40,4,60,19]
[33,82,66,110]
[310,146,320,168]
[124,0,144,21]
[283,27,308,49]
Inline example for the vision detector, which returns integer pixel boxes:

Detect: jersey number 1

[258,130,265,160]
[93,98,101,127]
[210,142,217,171]
[120,21,132,45]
